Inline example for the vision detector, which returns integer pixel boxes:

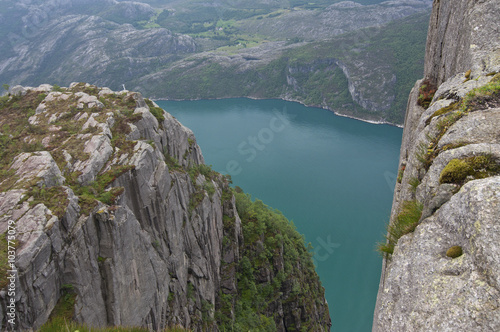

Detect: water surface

[156,98,402,331]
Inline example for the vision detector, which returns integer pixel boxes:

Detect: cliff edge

[373,0,500,331]
[0,83,330,330]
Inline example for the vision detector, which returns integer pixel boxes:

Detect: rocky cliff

[0,83,330,330]
[373,0,500,330]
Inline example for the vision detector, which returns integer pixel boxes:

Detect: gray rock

[75,134,114,185]
[375,177,500,332]
[0,84,329,331]
[432,72,492,101]
[10,151,65,188]
[374,1,500,330]
[9,85,28,96]
[424,0,500,86]
[437,108,500,148]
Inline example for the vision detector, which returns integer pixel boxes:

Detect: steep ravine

[0,83,330,330]
[373,0,500,330]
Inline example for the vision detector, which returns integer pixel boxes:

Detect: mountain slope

[0,0,432,125]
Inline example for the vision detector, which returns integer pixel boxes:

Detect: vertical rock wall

[373,0,500,331]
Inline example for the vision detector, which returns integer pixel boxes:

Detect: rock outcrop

[373,0,500,330]
[0,83,330,330]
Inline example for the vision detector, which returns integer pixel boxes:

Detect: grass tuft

[377,200,423,256]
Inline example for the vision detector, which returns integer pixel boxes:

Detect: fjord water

[156,98,402,331]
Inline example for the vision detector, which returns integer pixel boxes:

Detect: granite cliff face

[0,83,330,330]
[373,0,500,330]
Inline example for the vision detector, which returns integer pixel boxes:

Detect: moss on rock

[446,246,463,258]
[439,155,500,184]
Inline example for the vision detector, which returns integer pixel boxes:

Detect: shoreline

[151,95,404,128]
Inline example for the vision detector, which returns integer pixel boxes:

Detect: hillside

[0,0,431,125]
[142,11,429,124]
[373,0,500,330]
[0,83,330,330]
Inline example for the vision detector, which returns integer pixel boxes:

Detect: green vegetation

[217,189,329,330]
[417,111,466,170]
[439,155,500,185]
[409,177,420,193]
[186,164,219,216]
[69,165,133,215]
[425,102,459,125]
[151,11,429,124]
[397,165,405,183]
[0,233,15,289]
[461,73,500,111]
[52,84,64,92]
[40,320,190,332]
[145,99,165,125]
[188,164,216,184]
[41,284,77,329]
[417,79,437,109]
[143,0,387,36]
[446,246,463,258]
[23,185,69,219]
[0,91,47,178]
[378,200,423,256]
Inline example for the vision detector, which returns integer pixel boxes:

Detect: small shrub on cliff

[417,79,437,109]
[203,181,215,198]
[396,165,405,183]
[446,246,463,258]
[408,177,420,193]
[52,84,64,92]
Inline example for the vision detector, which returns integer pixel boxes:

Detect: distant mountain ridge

[0,0,432,124]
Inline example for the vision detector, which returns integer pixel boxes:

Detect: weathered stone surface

[375,177,500,331]
[374,0,500,330]
[424,0,500,86]
[437,109,500,148]
[10,151,65,188]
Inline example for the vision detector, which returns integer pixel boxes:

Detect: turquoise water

[156,98,402,331]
